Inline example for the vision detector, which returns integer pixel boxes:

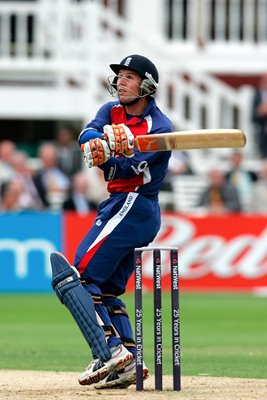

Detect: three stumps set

[134,246,181,391]
[132,129,246,391]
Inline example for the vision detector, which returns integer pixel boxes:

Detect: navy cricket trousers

[74,191,161,296]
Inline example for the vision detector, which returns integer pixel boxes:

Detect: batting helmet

[109,54,159,96]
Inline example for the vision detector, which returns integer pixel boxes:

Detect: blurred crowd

[162,148,267,214]
[161,74,267,215]
[0,127,108,213]
[0,117,267,215]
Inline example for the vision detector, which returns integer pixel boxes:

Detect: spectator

[0,140,16,184]
[0,180,22,211]
[251,72,267,159]
[11,151,44,210]
[250,160,267,213]
[83,167,109,205]
[168,151,194,176]
[54,126,82,177]
[33,142,70,209]
[197,167,242,213]
[225,150,258,211]
[161,150,194,191]
[63,171,97,214]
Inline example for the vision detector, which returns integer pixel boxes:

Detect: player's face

[117,69,142,103]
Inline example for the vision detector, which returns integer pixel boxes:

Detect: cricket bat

[134,129,246,152]
[81,129,246,152]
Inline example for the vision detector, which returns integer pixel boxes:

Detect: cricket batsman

[50,54,173,388]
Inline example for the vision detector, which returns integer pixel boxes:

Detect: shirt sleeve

[78,102,115,145]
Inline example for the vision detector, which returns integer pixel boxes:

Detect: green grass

[0,293,266,378]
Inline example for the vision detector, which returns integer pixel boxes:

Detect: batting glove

[103,124,134,157]
[83,138,111,168]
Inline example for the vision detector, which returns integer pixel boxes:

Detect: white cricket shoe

[78,344,133,386]
[94,359,149,389]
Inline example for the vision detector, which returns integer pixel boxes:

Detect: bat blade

[134,129,246,152]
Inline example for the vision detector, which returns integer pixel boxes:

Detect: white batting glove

[83,138,111,168]
[103,124,134,157]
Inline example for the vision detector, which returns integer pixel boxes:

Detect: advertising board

[0,212,266,292]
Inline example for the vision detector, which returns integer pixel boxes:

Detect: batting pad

[50,251,111,362]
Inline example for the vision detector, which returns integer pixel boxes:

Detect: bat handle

[80,137,138,153]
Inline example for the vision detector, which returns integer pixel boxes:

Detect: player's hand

[82,138,111,168]
[103,124,134,157]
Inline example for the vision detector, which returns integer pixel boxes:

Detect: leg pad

[50,252,111,362]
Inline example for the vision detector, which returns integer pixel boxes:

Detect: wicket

[134,246,181,391]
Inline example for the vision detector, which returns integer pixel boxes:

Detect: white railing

[167,0,267,46]
[157,71,255,156]
[1,0,267,64]
[0,1,97,62]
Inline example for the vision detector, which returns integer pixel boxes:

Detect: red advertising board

[64,212,267,293]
